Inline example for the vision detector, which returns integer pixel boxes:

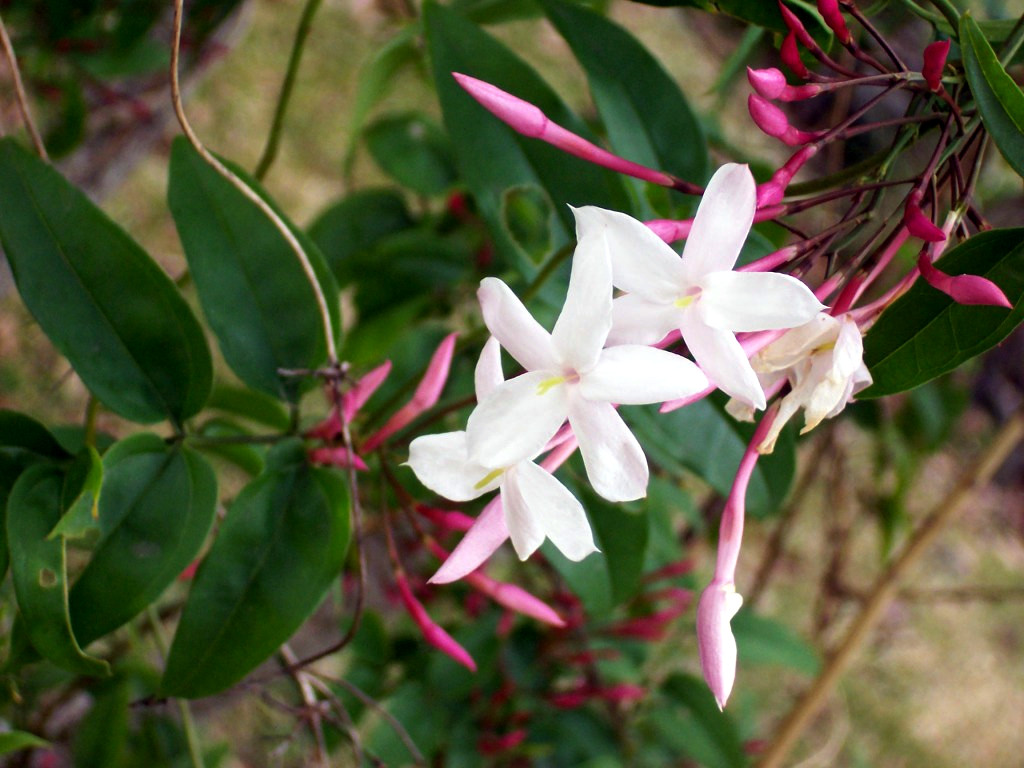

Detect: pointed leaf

[161,440,350,698]
[660,673,748,768]
[0,138,212,424]
[731,610,820,676]
[168,137,340,401]
[47,447,103,541]
[364,112,458,196]
[862,229,1024,397]
[7,464,110,676]
[0,410,70,459]
[69,434,218,646]
[0,731,49,757]
[962,15,1024,178]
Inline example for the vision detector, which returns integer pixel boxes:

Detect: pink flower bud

[477,730,527,756]
[595,684,646,703]
[747,67,822,102]
[917,255,1013,308]
[748,95,822,146]
[756,145,818,206]
[818,0,852,44]
[430,496,508,584]
[342,360,392,423]
[362,333,456,451]
[308,446,369,471]
[645,218,693,243]
[696,581,744,710]
[396,572,477,671]
[781,32,809,78]
[779,2,816,48]
[416,504,475,532]
[903,195,946,243]
[922,40,950,92]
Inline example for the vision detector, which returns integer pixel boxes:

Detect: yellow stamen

[536,375,566,396]
[474,468,505,490]
[674,294,697,309]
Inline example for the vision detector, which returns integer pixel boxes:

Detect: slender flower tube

[922,40,950,92]
[756,145,818,206]
[342,360,392,423]
[903,192,946,243]
[466,207,709,499]
[453,73,702,194]
[917,255,1013,308]
[746,67,822,101]
[778,2,816,48]
[817,0,852,44]
[781,32,809,78]
[748,94,824,146]
[600,164,825,409]
[395,571,476,672]
[363,333,457,451]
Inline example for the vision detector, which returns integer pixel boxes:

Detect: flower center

[674,286,702,309]
[473,467,505,490]
[535,371,579,396]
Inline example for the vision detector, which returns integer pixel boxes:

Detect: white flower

[408,338,598,561]
[466,207,709,502]
[592,163,825,409]
[730,313,872,452]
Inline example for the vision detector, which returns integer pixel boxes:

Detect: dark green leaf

[626,398,795,518]
[206,383,291,431]
[7,464,110,676]
[168,137,340,401]
[962,15,1024,177]
[425,1,631,272]
[364,112,458,196]
[586,489,648,604]
[308,188,415,286]
[0,138,213,424]
[660,673,748,768]
[47,446,103,541]
[161,441,350,698]
[862,228,1024,397]
[732,610,820,675]
[542,0,708,214]
[69,434,218,646]
[0,410,70,459]
[193,417,267,476]
[0,731,49,757]
[73,678,131,768]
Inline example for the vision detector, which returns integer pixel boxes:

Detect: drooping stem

[253,0,323,181]
[170,0,338,364]
[0,11,48,159]
[757,406,1024,768]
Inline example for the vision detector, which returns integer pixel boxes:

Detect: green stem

[927,0,961,32]
[83,398,99,448]
[253,0,323,181]
[521,241,575,304]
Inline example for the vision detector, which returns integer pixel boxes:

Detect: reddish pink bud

[778,2,816,48]
[308,446,369,471]
[396,572,477,671]
[362,333,456,451]
[922,40,950,92]
[477,730,527,756]
[756,145,818,206]
[643,558,695,583]
[595,684,646,703]
[342,360,392,423]
[917,255,1013,308]
[416,504,475,532]
[748,95,823,146]
[549,690,589,709]
[453,72,683,189]
[645,218,693,243]
[903,195,946,243]
[817,0,852,44]
[747,67,822,102]
[781,32,809,78]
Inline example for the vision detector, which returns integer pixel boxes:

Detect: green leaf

[425,1,631,272]
[626,398,795,518]
[862,228,1024,397]
[73,678,131,768]
[0,138,213,424]
[0,410,70,459]
[206,383,291,431]
[0,731,50,757]
[962,15,1024,177]
[732,610,820,676]
[308,187,416,287]
[7,464,110,676]
[364,112,458,196]
[168,137,340,401]
[541,0,708,212]
[586,489,649,604]
[69,434,218,646]
[659,673,748,768]
[627,0,825,37]
[161,441,350,698]
[193,417,267,476]
[47,446,103,541]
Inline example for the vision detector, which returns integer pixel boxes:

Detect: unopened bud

[918,255,1012,308]
[817,0,852,44]
[697,581,744,710]
[903,193,946,243]
[922,40,950,92]
[747,67,822,101]
[779,2,816,48]
[748,94,822,146]
[781,32,810,79]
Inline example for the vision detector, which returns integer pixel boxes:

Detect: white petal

[607,293,681,346]
[466,370,569,467]
[474,336,504,401]
[754,314,837,372]
[698,271,825,332]
[478,278,558,372]
[580,345,708,405]
[681,164,756,280]
[570,205,683,303]
[552,214,614,372]
[680,312,766,410]
[568,398,648,502]
[429,498,508,584]
[502,467,547,560]
[407,432,499,502]
[831,316,865,381]
[515,460,598,561]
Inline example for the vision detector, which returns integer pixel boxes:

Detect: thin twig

[170,0,338,364]
[757,407,1024,768]
[253,0,323,180]
[279,645,328,767]
[0,11,48,159]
